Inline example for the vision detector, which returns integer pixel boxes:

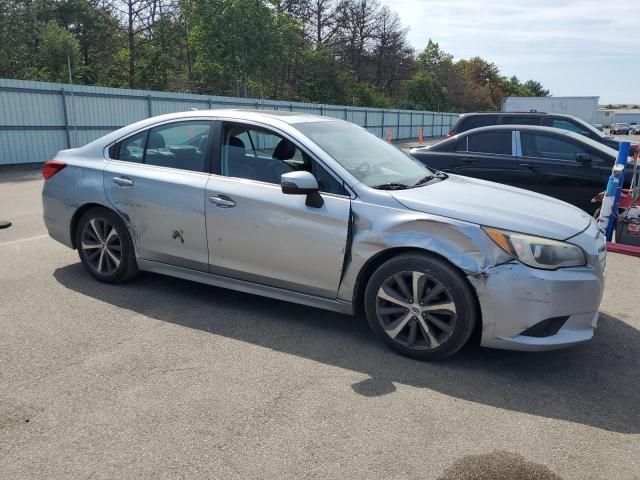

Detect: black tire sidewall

[364,253,478,360]
[75,207,137,283]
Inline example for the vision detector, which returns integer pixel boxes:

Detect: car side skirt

[138,259,354,315]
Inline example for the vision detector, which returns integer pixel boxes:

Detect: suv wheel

[364,253,478,360]
[75,207,138,283]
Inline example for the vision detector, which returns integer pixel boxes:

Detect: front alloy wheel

[376,271,457,350]
[364,253,478,360]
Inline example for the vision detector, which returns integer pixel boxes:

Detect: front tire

[364,253,478,360]
[75,207,138,283]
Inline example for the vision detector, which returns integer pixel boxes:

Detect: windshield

[573,118,607,138]
[294,121,431,188]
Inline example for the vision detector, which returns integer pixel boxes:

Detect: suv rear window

[455,115,497,133]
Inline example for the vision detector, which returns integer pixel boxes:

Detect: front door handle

[113,176,134,187]
[460,157,476,164]
[208,195,236,208]
[520,163,536,170]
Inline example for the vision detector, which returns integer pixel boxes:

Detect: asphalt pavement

[0,168,638,479]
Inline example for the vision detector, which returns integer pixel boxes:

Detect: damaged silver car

[42,110,606,360]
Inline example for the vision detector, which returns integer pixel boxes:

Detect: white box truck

[501,96,599,125]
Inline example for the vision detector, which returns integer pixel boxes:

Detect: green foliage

[0,1,549,111]
[294,44,348,103]
[402,39,550,112]
[397,72,445,111]
[190,0,301,97]
[31,20,81,83]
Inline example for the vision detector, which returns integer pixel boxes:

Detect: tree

[521,79,549,97]
[371,6,413,98]
[0,0,549,111]
[32,20,81,82]
[294,43,348,103]
[334,0,379,81]
[189,0,301,97]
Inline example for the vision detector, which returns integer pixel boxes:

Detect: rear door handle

[113,176,134,187]
[520,163,536,170]
[460,157,476,164]
[208,195,236,208]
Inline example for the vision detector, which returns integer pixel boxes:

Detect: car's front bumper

[468,261,604,351]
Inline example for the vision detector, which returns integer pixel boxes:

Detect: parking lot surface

[0,169,639,480]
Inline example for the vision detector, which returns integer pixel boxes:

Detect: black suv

[449,111,622,152]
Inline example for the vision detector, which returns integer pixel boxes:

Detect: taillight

[42,160,66,180]
[446,132,452,138]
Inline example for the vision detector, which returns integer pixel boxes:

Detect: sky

[380,0,640,105]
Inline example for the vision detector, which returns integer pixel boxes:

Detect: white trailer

[501,96,599,125]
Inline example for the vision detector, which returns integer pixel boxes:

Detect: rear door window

[461,131,512,155]
[521,133,588,160]
[145,121,211,172]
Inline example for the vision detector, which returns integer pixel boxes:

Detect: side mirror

[281,171,324,208]
[576,152,591,164]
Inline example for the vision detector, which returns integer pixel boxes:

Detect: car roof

[183,108,335,124]
[454,124,576,135]
[432,124,618,157]
[457,111,581,119]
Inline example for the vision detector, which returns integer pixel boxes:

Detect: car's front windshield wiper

[372,182,411,190]
[413,171,448,187]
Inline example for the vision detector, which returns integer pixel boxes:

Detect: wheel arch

[352,246,483,343]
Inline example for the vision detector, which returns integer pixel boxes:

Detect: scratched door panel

[204,176,351,298]
[104,161,210,271]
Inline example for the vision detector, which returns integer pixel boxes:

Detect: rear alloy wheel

[364,254,477,360]
[76,208,138,283]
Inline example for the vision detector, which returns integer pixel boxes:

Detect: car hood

[390,174,592,241]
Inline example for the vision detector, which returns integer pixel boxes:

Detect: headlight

[483,227,586,270]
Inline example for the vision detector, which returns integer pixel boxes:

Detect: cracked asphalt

[0,168,638,479]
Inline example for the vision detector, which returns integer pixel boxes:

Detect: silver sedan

[42,110,606,360]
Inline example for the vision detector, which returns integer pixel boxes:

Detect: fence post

[147,95,153,117]
[208,98,213,109]
[60,88,71,148]
[397,111,401,140]
[364,109,368,129]
[320,105,324,116]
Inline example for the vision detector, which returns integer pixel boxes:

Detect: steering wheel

[354,161,372,177]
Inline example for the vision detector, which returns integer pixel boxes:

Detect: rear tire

[364,253,478,360]
[75,207,138,283]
